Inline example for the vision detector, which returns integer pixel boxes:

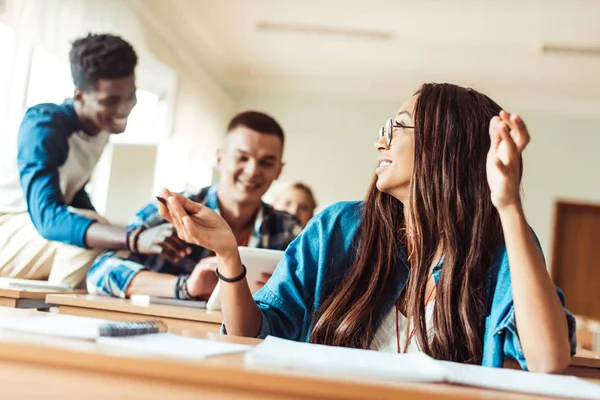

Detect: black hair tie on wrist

[215,265,247,283]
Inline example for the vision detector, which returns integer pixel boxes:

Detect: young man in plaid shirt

[87,111,302,299]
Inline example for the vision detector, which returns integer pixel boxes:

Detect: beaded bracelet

[131,227,144,253]
[124,228,135,251]
[175,274,200,300]
[181,274,196,299]
[125,227,143,253]
[174,274,186,300]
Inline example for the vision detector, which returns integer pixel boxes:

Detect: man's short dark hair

[70,33,138,90]
[227,111,285,144]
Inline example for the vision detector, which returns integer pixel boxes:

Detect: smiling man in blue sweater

[0,33,143,287]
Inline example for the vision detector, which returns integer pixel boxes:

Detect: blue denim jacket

[244,201,577,370]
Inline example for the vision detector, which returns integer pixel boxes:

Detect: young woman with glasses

[157,83,575,373]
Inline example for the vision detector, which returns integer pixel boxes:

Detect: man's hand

[136,223,191,263]
[186,257,219,299]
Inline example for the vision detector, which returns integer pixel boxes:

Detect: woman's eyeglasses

[378,118,415,146]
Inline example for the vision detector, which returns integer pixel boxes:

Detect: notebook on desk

[0,314,251,361]
[0,278,72,291]
[97,333,251,361]
[246,336,600,399]
[0,314,165,340]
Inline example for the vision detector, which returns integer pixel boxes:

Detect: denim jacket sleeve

[222,201,363,340]
[484,234,577,369]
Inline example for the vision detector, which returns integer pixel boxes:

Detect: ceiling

[136,0,600,114]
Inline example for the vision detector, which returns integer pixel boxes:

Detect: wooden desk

[47,294,222,332]
[0,308,582,400]
[567,348,600,380]
[46,295,600,378]
[574,348,600,367]
[0,288,84,309]
[575,315,600,351]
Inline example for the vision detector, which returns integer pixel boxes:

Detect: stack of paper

[246,336,600,399]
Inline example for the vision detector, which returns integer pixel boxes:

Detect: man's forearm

[84,222,129,249]
[125,271,178,298]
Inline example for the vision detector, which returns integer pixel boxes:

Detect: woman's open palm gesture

[156,189,238,256]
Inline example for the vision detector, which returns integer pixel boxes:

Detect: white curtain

[0,0,178,145]
[1,0,177,90]
[3,0,86,56]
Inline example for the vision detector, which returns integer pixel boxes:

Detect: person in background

[273,182,317,226]
[87,111,302,300]
[0,33,148,287]
[158,83,576,373]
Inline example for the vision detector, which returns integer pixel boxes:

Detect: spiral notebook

[0,314,165,340]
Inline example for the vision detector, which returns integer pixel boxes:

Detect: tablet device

[205,246,284,311]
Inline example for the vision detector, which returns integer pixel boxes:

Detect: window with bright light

[25,46,73,108]
[0,22,17,145]
[24,47,166,144]
[0,22,16,105]
[111,89,167,144]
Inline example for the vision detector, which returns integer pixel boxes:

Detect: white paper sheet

[0,277,72,291]
[245,336,600,399]
[0,314,108,340]
[246,335,446,383]
[98,333,252,361]
[442,360,600,400]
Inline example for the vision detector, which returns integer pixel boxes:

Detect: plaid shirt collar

[199,185,268,248]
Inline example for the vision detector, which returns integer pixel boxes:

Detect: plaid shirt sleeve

[85,201,165,298]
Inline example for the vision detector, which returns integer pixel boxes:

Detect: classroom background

[1,0,599,305]
[0,0,600,398]
[0,0,597,261]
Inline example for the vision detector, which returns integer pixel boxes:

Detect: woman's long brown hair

[310,83,512,364]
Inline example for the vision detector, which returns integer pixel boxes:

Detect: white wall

[233,88,600,261]
[232,88,399,209]
[519,112,600,261]
[128,0,236,193]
